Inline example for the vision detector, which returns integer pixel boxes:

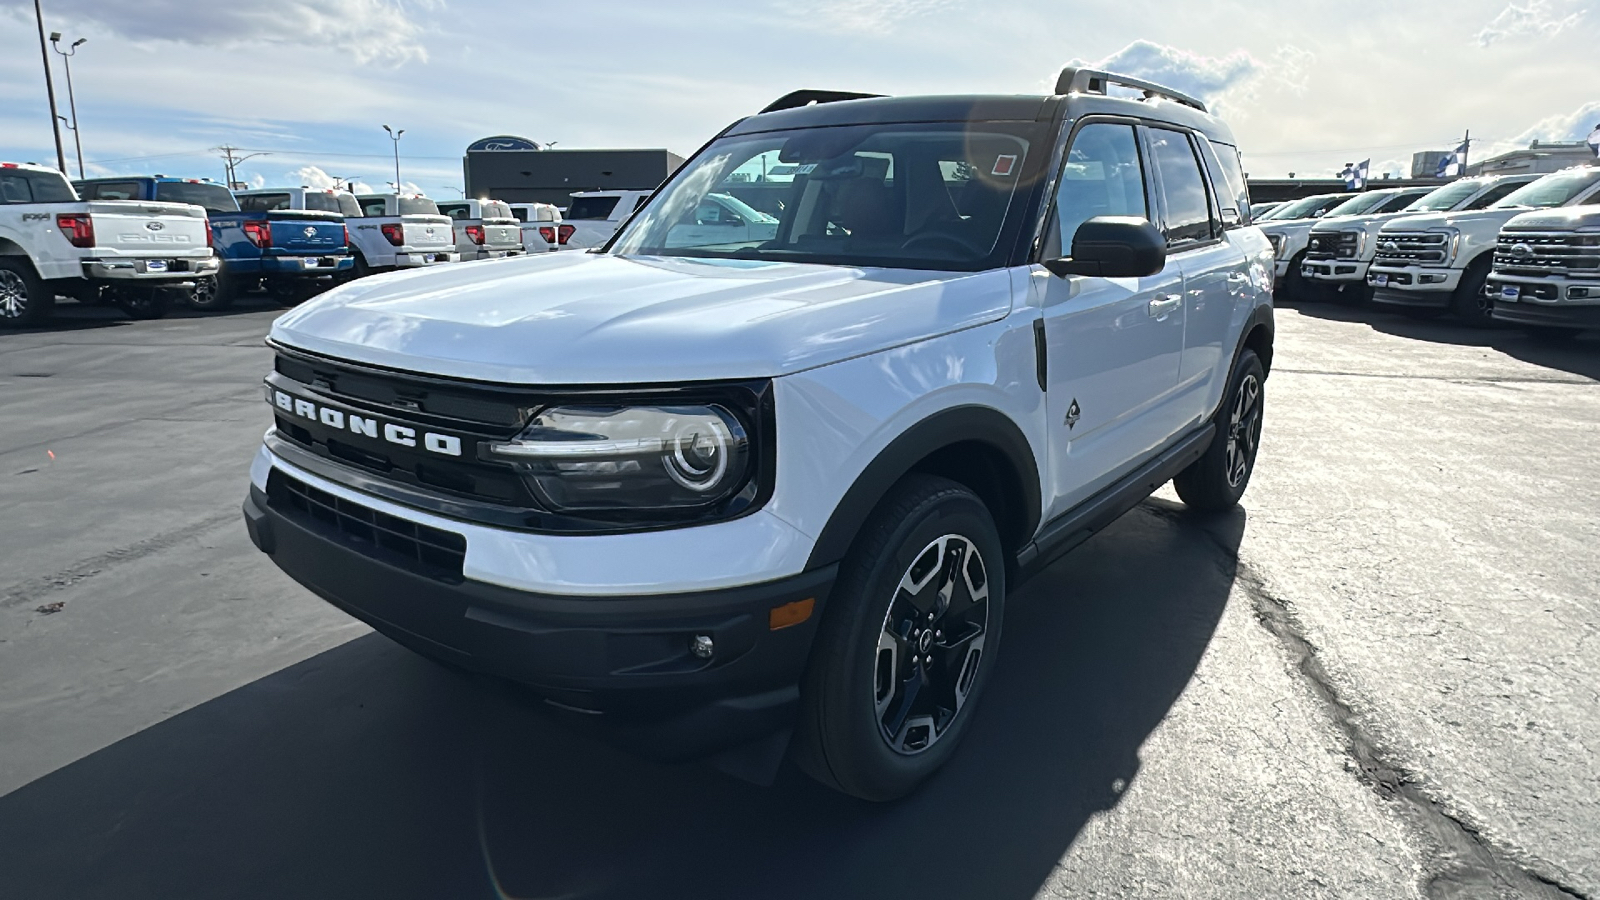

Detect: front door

[1036,121,1186,518]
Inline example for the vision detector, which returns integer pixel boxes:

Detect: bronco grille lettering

[270,388,463,457]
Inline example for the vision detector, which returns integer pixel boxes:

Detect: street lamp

[32,0,66,173]
[382,125,404,192]
[49,33,87,179]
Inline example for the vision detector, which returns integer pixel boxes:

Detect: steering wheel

[899,231,978,257]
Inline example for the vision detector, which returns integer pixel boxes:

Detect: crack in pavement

[1138,503,1593,899]
[0,510,241,609]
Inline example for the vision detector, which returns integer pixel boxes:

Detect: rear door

[1036,119,1186,517]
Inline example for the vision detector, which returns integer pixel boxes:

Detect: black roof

[729,91,1238,147]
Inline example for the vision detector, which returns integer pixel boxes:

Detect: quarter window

[1148,128,1214,245]
[1046,122,1147,259]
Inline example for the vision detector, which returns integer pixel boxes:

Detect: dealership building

[461,136,684,207]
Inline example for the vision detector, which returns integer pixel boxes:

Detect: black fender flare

[803,404,1041,570]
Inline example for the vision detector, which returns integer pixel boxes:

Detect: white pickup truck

[509,202,568,253]
[0,162,219,326]
[350,193,459,275]
[1368,165,1600,325]
[561,189,652,249]
[437,199,525,262]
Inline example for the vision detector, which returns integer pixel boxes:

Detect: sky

[0,0,1594,195]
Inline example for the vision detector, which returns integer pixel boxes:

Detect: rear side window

[398,197,440,216]
[154,182,238,213]
[303,192,345,214]
[336,194,361,217]
[1148,128,1215,244]
[1045,122,1148,259]
[1204,140,1251,226]
[81,180,143,201]
[360,198,388,216]
[568,196,620,220]
[238,193,291,212]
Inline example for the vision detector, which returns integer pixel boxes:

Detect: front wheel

[1449,258,1496,328]
[1174,350,1265,512]
[794,474,1004,801]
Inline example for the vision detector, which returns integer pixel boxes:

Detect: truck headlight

[1267,233,1286,257]
[488,404,753,514]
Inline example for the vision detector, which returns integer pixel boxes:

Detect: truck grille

[1306,230,1360,261]
[1374,231,1450,266]
[268,469,466,582]
[1494,231,1600,279]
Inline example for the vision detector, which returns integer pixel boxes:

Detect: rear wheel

[794,474,1004,801]
[1449,257,1496,327]
[1174,350,1265,512]
[0,258,51,328]
[189,271,235,311]
[114,287,174,320]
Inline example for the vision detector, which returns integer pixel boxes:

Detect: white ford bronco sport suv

[243,70,1275,800]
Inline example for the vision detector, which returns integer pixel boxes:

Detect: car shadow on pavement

[1285,298,1600,382]
[0,500,1244,900]
[1,295,293,336]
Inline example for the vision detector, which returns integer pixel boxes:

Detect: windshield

[610,122,1040,271]
[1405,180,1482,212]
[154,182,238,213]
[1260,195,1342,221]
[1491,168,1600,210]
[568,195,620,220]
[1324,193,1391,218]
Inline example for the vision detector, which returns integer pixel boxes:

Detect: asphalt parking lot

[1,298,1596,900]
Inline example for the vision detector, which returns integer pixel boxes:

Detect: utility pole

[382,125,404,192]
[50,33,86,179]
[1461,129,1470,174]
[214,145,267,188]
[32,0,67,173]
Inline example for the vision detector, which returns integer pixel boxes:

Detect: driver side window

[1046,123,1148,259]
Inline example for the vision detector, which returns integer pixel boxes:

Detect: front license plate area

[1374,274,1389,287]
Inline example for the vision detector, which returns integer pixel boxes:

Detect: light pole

[32,0,66,173]
[49,33,86,179]
[441,186,464,198]
[382,125,404,192]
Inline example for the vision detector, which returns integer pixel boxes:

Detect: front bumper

[242,467,835,761]
[1488,275,1600,329]
[396,250,459,267]
[1367,264,1460,307]
[1301,259,1369,283]
[475,247,526,261]
[82,256,219,282]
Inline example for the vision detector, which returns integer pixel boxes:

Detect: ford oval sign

[467,135,542,152]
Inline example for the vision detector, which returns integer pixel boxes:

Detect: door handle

[1149,294,1182,318]
[1227,272,1250,283]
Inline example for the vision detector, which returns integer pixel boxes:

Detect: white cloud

[1475,0,1585,46]
[1374,158,1408,179]
[1271,45,1317,96]
[1510,99,1600,145]
[291,165,340,189]
[809,0,958,32]
[0,0,437,65]
[1067,40,1274,116]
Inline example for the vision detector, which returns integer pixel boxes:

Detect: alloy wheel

[0,270,28,319]
[874,534,990,755]
[1226,374,1263,488]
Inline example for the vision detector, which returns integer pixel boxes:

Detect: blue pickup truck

[73,176,353,309]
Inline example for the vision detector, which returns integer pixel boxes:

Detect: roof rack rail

[760,89,885,114]
[1052,67,1207,113]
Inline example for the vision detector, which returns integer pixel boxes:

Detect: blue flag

[1588,125,1600,158]
[1436,141,1469,178]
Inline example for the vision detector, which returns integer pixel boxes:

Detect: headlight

[1267,233,1286,257]
[488,404,752,514]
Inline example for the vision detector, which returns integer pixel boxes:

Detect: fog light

[690,635,714,659]
[1570,287,1591,299]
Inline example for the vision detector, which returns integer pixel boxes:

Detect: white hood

[270,252,1013,384]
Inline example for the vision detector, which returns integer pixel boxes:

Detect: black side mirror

[1043,216,1167,278]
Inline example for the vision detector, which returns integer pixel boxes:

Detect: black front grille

[268,469,466,582]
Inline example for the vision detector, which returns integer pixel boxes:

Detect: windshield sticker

[795,163,818,175]
[992,155,1018,177]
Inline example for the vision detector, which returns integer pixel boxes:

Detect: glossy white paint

[252,444,816,596]
[269,253,1015,385]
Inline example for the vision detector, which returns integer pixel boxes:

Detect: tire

[188,271,235,311]
[794,474,1005,801]
[1449,257,1496,328]
[0,258,52,328]
[114,287,174,320]
[349,252,372,281]
[1276,252,1309,303]
[1174,349,1265,513]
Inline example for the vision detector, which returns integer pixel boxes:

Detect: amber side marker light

[769,598,815,631]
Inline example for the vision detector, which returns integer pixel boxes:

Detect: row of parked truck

[1254,164,1600,335]
[0,160,653,327]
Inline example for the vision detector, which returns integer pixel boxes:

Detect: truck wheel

[1449,257,1496,328]
[189,272,235,311]
[0,258,52,328]
[116,288,174,320]
[1174,349,1265,512]
[1276,252,1309,303]
[794,474,1005,801]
